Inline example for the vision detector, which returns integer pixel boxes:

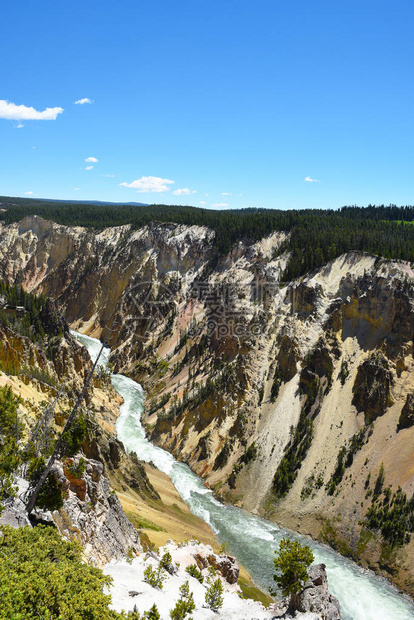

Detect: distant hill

[0,197,148,208]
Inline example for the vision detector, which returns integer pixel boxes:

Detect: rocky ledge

[1,455,142,566]
[273,564,341,619]
[104,540,341,619]
[50,455,142,565]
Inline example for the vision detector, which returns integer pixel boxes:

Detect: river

[74,331,414,620]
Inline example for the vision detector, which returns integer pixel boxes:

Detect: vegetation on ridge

[0,280,64,346]
[2,196,414,277]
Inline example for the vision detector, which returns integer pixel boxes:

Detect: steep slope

[0,278,219,562]
[1,216,414,594]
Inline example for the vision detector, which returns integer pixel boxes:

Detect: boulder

[206,552,240,584]
[298,564,342,620]
[193,550,240,584]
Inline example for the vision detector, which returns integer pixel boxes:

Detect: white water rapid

[74,331,414,620]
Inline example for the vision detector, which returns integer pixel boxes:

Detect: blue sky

[1,0,413,210]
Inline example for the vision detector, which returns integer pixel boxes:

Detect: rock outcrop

[193,550,240,584]
[298,564,341,620]
[1,455,143,568]
[50,455,142,565]
[398,392,414,431]
[352,352,393,423]
[273,563,341,619]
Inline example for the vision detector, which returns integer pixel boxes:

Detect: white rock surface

[103,541,331,619]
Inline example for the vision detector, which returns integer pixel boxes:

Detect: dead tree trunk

[25,340,107,514]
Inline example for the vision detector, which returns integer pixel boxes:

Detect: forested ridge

[2,196,414,278]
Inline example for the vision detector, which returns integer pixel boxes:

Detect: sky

[1,0,414,211]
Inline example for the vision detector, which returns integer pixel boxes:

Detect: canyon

[1,213,414,597]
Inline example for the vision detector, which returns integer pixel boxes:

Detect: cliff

[0,295,148,565]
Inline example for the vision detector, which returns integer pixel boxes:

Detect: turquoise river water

[75,331,414,620]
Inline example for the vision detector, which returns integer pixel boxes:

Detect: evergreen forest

[2,196,414,279]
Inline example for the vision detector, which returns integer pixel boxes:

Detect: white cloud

[104,174,115,178]
[211,203,229,208]
[74,98,93,105]
[85,156,98,163]
[16,122,24,129]
[120,176,174,193]
[305,176,320,183]
[221,192,232,196]
[24,191,34,195]
[172,188,197,196]
[85,165,94,170]
[199,201,206,206]
[73,188,80,191]
[0,99,63,120]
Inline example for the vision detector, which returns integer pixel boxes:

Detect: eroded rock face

[298,564,341,619]
[0,317,91,399]
[193,550,240,584]
[340,273,414,357]
[289,282,322,318]
[272,564,341,619]
[0,216,216,344]
[352,353,393,423]
[50,456,142,565]
[398,393,414,431]
[278,334,300,381]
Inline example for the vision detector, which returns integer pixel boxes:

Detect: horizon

[3,194,413,214]
[2,1,413,210]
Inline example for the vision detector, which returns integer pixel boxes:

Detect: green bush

[144,604,160,620]
[35,472,65,511]
[60,415,87,457]
[160,551,173,573]
[169,581,195,619]
[205,578,224,611]
[365,469,414,547]
[185,563,204,583]
[66,456,86,479]
[272,409,313,498]
[0,385,23,511]
[143,564,166,589]
[125,604,142,619]
[0,525,121,620]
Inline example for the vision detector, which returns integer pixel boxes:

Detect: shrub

[0,525,118,619]
[169,581,195,619]
[144,604,160,620]
[0,385,23,511]
[60,415,87,457]
[143,564,166,589]
[66,456,86,478]
[126,605,142,619]
[205,578,224,611]
[160,550,174,573]
[35,472,65,511]
[185,563,204,583]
